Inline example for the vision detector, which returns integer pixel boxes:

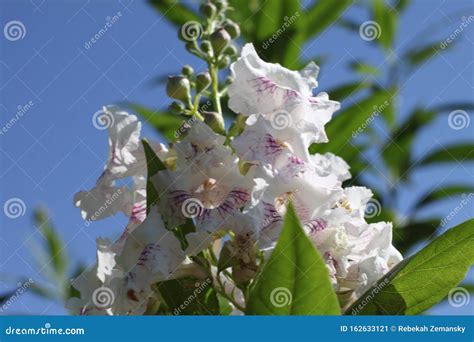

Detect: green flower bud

[200,2,216,18]
[210,29,231,55]
[217,56,230,69]
[196,71,212,93]
[223,45,237,56]
[182,65,194,76]
[225,75,234,85]
[200,40,212,53]
[224,21,240,39]
[213,0,227,11]
[203,111,225,134]
[166,76,191,103]
[169,101,185,114]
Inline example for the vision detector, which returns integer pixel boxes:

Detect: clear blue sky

[0,0,472,315]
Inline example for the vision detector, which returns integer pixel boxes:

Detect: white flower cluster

[68,44,402,315]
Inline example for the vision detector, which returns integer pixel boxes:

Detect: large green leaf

[404,41,454,67]
[246,203,340,315]
[131,104,183,142]
[327,81,371,102]
[347,219,474,315]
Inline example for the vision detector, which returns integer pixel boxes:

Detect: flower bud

[200,2,216,18]
[169,101,185,114]
[181,65,194,76]
[203,111,225,134]
[200,40,212,53]
[223,45,237,57]
[217,56,230,69]
[196,71,211,93]
[224,21,240,39]
[225,75,234,85]
[210,29,231,55]
[166,76,191,103]
[213,0,227,11]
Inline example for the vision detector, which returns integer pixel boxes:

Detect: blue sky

[0,0,473,315]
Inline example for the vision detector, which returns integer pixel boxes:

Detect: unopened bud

[224,21,240,39]
[217,56,230,69]
[169,101,185,114]
[200,40,212,53]
[196,71,212,93]
[210,29,231,55]
[166,76,191,103]
[203,111,225,134]
[223,45,237,57]
[200,2,216,18]
[182,65,194,76]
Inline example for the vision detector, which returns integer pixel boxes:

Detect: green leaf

[350,61,380,76]
[347,218,474,315]
[131,104,183,142]
[372,0,397,51]
[417,144,474,166]
[303,0,352,39]
[217,241,239,273]
[148,0,199,28]
[414,185,474,210]
[403,42,453,66]
[246,203,340,315]
[314,88,395,159]
[156,277,219,315]
[327,81,371,102]
[393,219,440,254]
[33,209,68,278]
[142,139,166,213]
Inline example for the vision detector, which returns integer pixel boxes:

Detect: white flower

[154,122,258,233]
[228,43,339,144]
[74,106,167,224]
